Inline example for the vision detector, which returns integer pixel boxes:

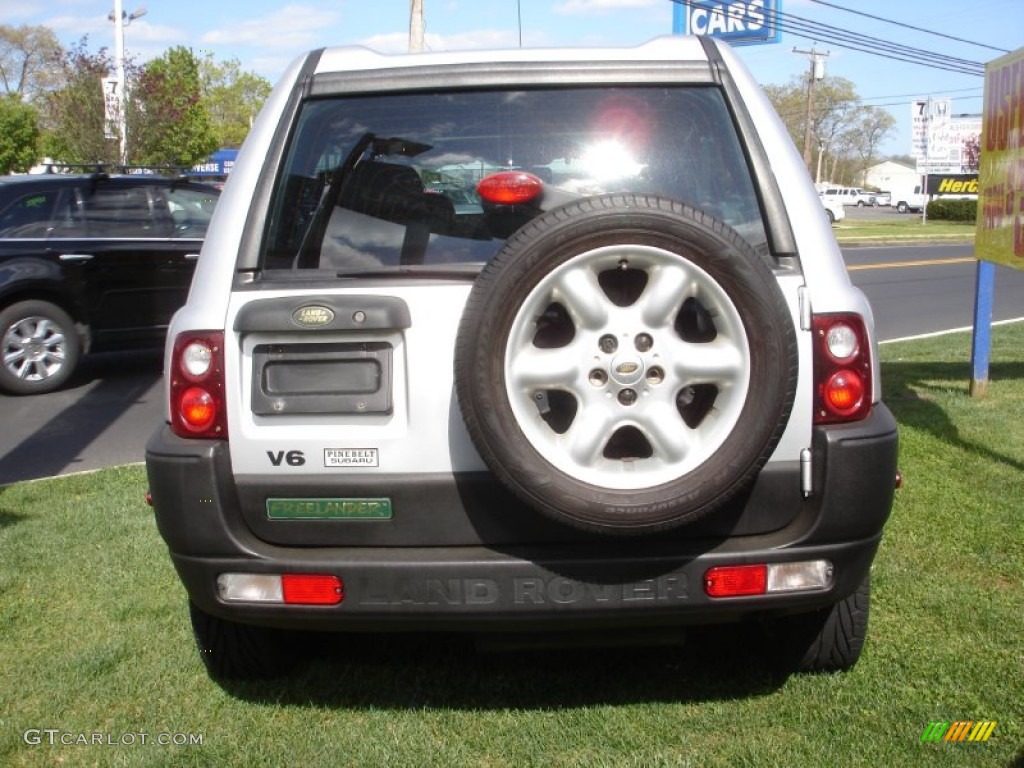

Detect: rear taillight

[170,332,227,439]
[812,314,872,424]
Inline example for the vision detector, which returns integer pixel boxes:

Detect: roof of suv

[0,173,208,190]
[312,36,712,75]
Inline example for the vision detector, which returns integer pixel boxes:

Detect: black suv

[0,172,219,395]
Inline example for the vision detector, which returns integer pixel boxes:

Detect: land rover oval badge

[292,305,335,328]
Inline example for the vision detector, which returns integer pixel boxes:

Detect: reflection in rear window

[261,87,767,274]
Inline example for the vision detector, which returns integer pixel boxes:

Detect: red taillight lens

[170,332,227,439]
[477,171,544,205]
[282,574,344,605]
[812,314,872,424]
[179,387,217,432]
[704,564,767,597]
[824,370,865,415]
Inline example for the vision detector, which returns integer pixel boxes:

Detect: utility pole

[409,0,425,53]
[793,46,829,171]
[112,0,126,164]
[108,0,146,165]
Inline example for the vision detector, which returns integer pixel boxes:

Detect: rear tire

[189,601,294,680]
[767,577,871,674]
[0,300,81,395]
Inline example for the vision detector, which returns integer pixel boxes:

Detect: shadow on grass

[220,624,786,709]
[882,359,1024,472]
[0,509,27,529]
[0,485,27,528]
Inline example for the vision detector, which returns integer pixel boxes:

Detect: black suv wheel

[0,300,81,395]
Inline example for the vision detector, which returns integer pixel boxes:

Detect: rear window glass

[261,87,766,275]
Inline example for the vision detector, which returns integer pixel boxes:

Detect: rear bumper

[146,405,898,631]
[168,537,882,632]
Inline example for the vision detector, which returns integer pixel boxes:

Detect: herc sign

[675,1,781,46]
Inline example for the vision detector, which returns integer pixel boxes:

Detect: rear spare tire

[454,195,797,534]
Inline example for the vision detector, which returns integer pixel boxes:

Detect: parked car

[852,189,879,207]
[821,196,846,224]
[0,172,219,395]
[146,37,898,681]
[819,186,875,207]
[874,191,891,206]
[892,185,928,213]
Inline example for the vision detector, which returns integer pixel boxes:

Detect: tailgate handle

[234,295,411,333]
[59,253,94,262]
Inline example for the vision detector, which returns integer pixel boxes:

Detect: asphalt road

[845,242,1024,341]
[2,240,1023,485]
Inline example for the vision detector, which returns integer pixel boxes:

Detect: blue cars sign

[673,0,781,46]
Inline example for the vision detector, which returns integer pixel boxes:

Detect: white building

[862,161,919,194]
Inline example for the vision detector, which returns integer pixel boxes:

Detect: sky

[1,0,1020,157]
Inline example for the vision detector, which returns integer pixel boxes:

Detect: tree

[39,38,118,165]
[845,107,896,185]
[0,94,39,172]
[808,77,859,183]
[764,75,895,186]
[0,24,63,102]
[199,54,272,148]
[129,46,217,167]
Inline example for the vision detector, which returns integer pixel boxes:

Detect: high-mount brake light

[812,314,872,424]
[170,332,227,439]
[477,171,544,205]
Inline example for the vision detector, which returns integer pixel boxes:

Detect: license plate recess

[251,342,392,415]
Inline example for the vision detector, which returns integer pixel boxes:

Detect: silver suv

[146,37,898,680]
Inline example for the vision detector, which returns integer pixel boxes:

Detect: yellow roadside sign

[976,47,1024,267]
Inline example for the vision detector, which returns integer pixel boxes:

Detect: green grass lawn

[834,218,976,243]
[1,325,1022,767]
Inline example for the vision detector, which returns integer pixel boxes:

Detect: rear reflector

[704,564,767,597]
[217,573,344,606]
[281,574,344,605]
[704,560,833,598]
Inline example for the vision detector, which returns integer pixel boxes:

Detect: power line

[772,10,985,76]
[669,1,986,77]
[807,0,1011,55]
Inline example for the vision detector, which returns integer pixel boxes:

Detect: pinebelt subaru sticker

[325,448,379,467]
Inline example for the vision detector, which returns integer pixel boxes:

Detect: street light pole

[409,0,424,53]
[109,1,147,165]
[113,0,126,164]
